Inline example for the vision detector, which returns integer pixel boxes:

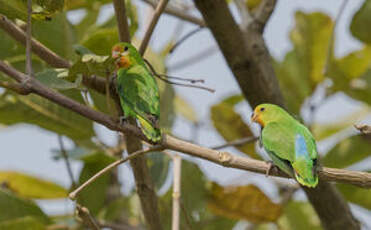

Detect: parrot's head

[112,42,141,69]
[251,103,289,127]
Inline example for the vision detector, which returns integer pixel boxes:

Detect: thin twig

[139,0,170,55]
[234,0,252,28]
[26,0,33,77]
[58,135,76,188]
[354,124,371,135]
[69,145,163,200]
[144,59,215,93]
[141,0,205,27]
[252,0,277,32]
[211,136,258,150]
[113,0,131,43]
[169,46,218,71]
[323,0,349,76]
[0,14,70,68]
[2,61,371,189]
[169,27,204,54]
[172,154,182,230]
[76,204,100,230]
[0,80,31,94]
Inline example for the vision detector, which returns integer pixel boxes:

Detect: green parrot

[112,42,161,142]
[251,104,318,187]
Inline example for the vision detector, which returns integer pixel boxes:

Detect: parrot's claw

[265,161,278,177]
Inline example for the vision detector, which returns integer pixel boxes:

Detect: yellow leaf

[0,171,67,199]
[174,96,198,123]
[208,183,282,223]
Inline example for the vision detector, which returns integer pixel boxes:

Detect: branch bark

[192,0,360,229]
[1,61,371,189]
[113,2,163,229]
[141,0,205,27]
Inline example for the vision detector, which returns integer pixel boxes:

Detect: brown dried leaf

[208,183,282,223]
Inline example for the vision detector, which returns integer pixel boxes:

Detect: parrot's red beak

[115,56,131,69]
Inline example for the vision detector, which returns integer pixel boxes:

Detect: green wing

[116,65,160,125]
[262,121,318,187]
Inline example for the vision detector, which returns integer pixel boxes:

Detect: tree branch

[141,0,205,27]
[0,14,70,68]
[192,0,360,229]
[113,2,164,229]
[252,0,277,32]
[0,80,31,94]
[1,60,371,190]
[76,204,100,230]
[69,145,164,199]
[139,0,169,55]
[172,154,182,230]
[113,0,131,43]
[193,0,284,109]
[26,0,33,76]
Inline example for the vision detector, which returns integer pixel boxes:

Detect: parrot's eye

[124,46,128,51]
[260,107,265,112]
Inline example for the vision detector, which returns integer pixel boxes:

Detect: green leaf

[278,201,321,230]
[36,69,81,90]
[208,183,282,223]
[82,28,119,56]
[64,0,112,11]
[0,216,45,230]
[0,171,66,199]
[350,0,371,44]
[290,11,333,84]
[78,152,116,215]
[211,98,258,159]
[337,183,371,210]
[274,51,312,115]
[97,196,131,223]
[32,13,76,59]
[0,92,94,143]
[147,152,171,190]
[328,45,371,106]
[0,189,50,223]
[275,11,333,114]
[159,82,175,131]
[311,106,370,140]
[323,135,371,168]
[174,96,198,123]
[0,0,29,21]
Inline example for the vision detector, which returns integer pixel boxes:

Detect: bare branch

[323,0,349,76]
[354,124,371,135]
[144,59,215,93]
[76,204,100,230]
[26,0,33,76]
[0,80,31,95]
[113,0,131,43]
[252,0,277,32]
[58,135,76,188]
[1,61,371,190]
[141,0,205,26]
[139,0,170,55]
[168,46,218,71]
[0,14,70,68]
[169,27,204,54]
[172,154,182,230]
[69,145,164,200]
[211,136,258,150]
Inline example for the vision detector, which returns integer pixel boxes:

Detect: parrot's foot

[265,161,278,177]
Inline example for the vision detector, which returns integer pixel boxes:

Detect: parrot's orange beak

[251,112,258,122]
[251,111,264,126]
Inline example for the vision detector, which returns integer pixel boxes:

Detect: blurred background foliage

[0,0,371,229]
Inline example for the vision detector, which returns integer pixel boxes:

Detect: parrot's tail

[294,171,318,188]
[137,116,162,142]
